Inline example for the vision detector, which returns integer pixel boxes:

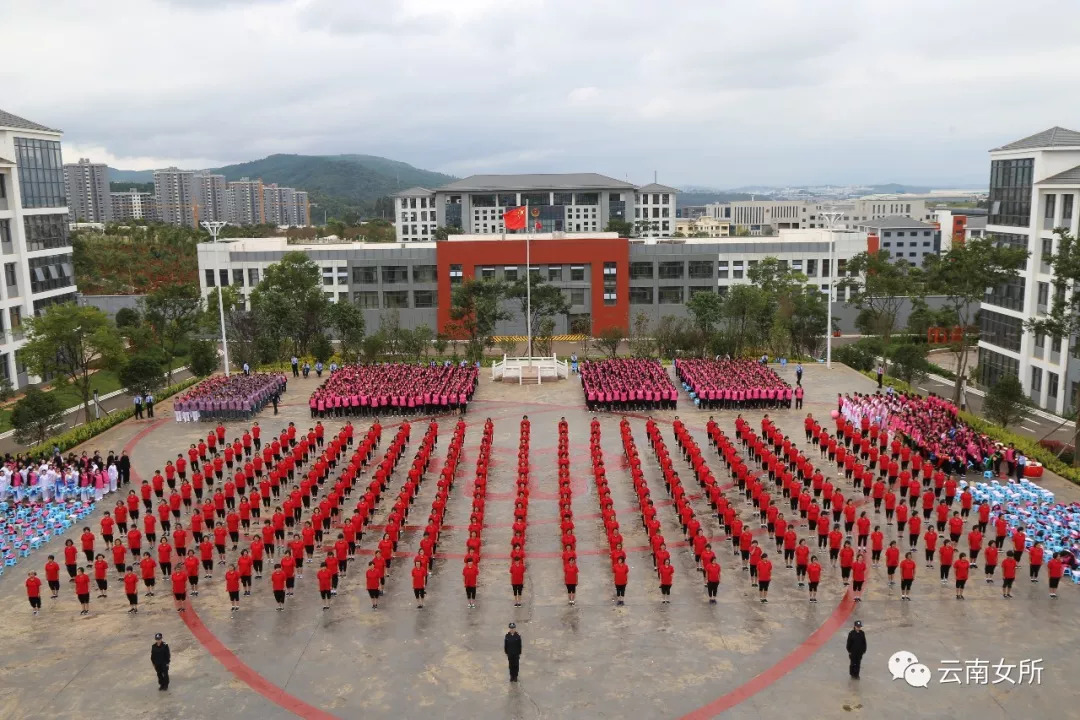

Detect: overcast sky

[3,0,1079,188]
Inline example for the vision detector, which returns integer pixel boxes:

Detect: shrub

[189,339,219,377]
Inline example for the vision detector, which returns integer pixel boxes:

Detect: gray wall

[831,295,953,335]
[78,293,144,318]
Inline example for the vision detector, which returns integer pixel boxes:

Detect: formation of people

[676,358,798,410]
[173,373,287,422]
[580,359,678,412]
[1,448,130,503]
[309,363,479,418]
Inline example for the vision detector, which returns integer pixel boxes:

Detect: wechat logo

[889,650,931,688]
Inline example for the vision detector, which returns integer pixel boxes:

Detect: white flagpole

[526,201,533,366]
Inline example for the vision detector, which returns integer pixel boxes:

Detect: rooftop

[636,182,680,193]
[992,126,1080,152]
[1040,163,1080,185]
[393,186,435,198]
[437,173,638,192]
[0,108,60,134]
[859,216,936,229]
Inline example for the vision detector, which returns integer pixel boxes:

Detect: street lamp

[202,220,230,376]
[821,208,844,370]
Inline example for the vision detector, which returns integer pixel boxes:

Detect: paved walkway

[0,366,1075,719]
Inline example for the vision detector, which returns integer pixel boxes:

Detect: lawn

[0,370,124,433]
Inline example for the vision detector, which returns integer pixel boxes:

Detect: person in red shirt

[705,558,721,602]
[93,553,110,598]
[923,528,938,567]
[199,538,215,579]
[238,549,254,594]
[271,563,287,610]
[564,557,579,605]
[613,556,629,605]
[885,541,900,585]
[74,567,91,614]
[100,512,116,546]
[1001,551,1017,598]
[366,560,383,609]
[1028,541,1045,582]
[939,541,955,583]
[870,526,884,567]
[44,555,61,599]
[807,555,822,602]
[225,563,241,612]
[184,550,200,597]
[316,561,333,610]
[80,527,96,564]
[839,542,855,584]
[281,554,297,595]
[851,552,867,602]
[124,566,140,613]
[111,539,128,575]
[140,552,157,596]
[412,559,429,608]
[953,552,970,600]
[756,553,773,603]
[510,558,527,607]
[658,558,675,603]
[1047,552,1065,598]
[25,571,43,614]
[899,552,916,600]
[794,540,810,587]
[983,543,999,584]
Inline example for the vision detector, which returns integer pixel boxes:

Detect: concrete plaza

[0,363,1075,720]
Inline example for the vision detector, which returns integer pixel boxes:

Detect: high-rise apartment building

[978,127,1080,416]
[195,173,228,222]
[226,178,264,226]
[0,108,78,389]
[153,167,199,227]
[293,190,310,226]
[110,189,156,222]
[63,158,112,223]
[262,183,296,226]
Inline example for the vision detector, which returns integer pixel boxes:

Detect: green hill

[108,154,456,223]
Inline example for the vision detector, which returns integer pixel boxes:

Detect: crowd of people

[839,391,997,475]
[173,374,287,422]
[0,449,131,505]
[580,359,678,412]
[308,363,480,418]
[675,358,798,410]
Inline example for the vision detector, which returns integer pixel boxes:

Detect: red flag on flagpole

[503,206,526,230]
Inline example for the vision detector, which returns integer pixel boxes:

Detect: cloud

[3,0,1079,187]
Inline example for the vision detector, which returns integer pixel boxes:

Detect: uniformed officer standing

[151,632,171,690]
[504,622,522,682]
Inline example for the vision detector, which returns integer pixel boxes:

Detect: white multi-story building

[392,173,678,242]
[706,197,936,235]
[0,108,78,389]
[63,158,112,223]
[978,126,1080,416]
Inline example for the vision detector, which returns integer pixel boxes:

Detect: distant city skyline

[5,0,1079,187]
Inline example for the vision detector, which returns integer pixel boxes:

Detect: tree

[434,225,463,241]
[448,279,510,363]
[533,317,556,356]
[21,303,124,422]
[189,339,218,377]
[143,282,203,382]
[119,351,167,396]
[115,307,141,330]
[12,388,63,447]
[604,219,634,237]
[203,285,259,371]
[654,315,695,359]
[906,296,952,338]
[839,251,923,355]
[984,373,1028,428]
[889,343,931,385]
[507,279,570,356]
[311,334,333,364]
[925,236,1029,404]
[685,290,724,337]
[361,333,385,363]
[595,326,624,359]
[249,252,328,355]
[570,316,591,358]
[628,312,656,358]
[327,300,365,363]
[723,285,770,357]
[1024,228,1080,464]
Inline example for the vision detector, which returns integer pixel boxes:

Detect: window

[383,290,409,308]
[216,269,228,287]
[14,138,65,208]
[574,192,599,206]
[233,269,244,286]
[322,269,334,286]
[1062,194,1075,225]
[978,346,1020,388]
[353,291,379,308]
[1035,333,1045,350]
[1031,366,1043,393]
[10,306,22,337]
[479,266,495,280]
[732,261,744,280]
[530,266,542,283]
[338,292,348,303]
[603,290,616,306]
[547,266,563,282]
[1042,237,1053,260]
[980,309,1023,352]
[23,214,70,251]
[988,158,1034,226]
[413,290,435,308]
[353,266,377,284]
[382,265,408,284]
[629,286,653,304]
[569,288,586,306]
[0,219,10,248]
[498,193,518,207]
[717,261,729,279]
[658,286,683,304]
[658,261,684,279]
[5,262,18,295]
[822,259,830,277]
[205,269,215,287]
[1045,194,1056,226]
[337,268,348,285]
[413,265,437,283]
[248,268,260,286]
[806,259,817,276]
[449,264,463,285]
[984,276,1025,312]
[630,262,653,279]
[688,260,713,279]
[1037,281,1049,309]
[689,286,714,297]
[552,192,573,206]
[837,259,847,277]
[1051,336,1062,354]
[28,254,74,294]
[503,266,517,282]
[570,265,585,282]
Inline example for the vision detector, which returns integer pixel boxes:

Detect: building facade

[0,108,78,389]
[195,173,228,223]
[978,127,1080,416]
[706,197,935,235]
[674,216,732,237]
[392,174,678,243]
[856,217,940,266]
[153,167,200,227]
[110,189,156,222]
[63,158,111,223]
[196,228,874,338]
[225,178,264,226]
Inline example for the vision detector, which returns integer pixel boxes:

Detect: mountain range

[109,154,457,222]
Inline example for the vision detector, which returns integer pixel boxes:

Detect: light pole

[202,220,230,376]
[821,209,844,370]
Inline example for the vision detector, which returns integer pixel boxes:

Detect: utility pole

[821,208,845,370]
[202,220,231,376]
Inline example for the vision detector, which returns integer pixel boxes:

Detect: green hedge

[854,368,1080,486]
[25,376,200,459]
